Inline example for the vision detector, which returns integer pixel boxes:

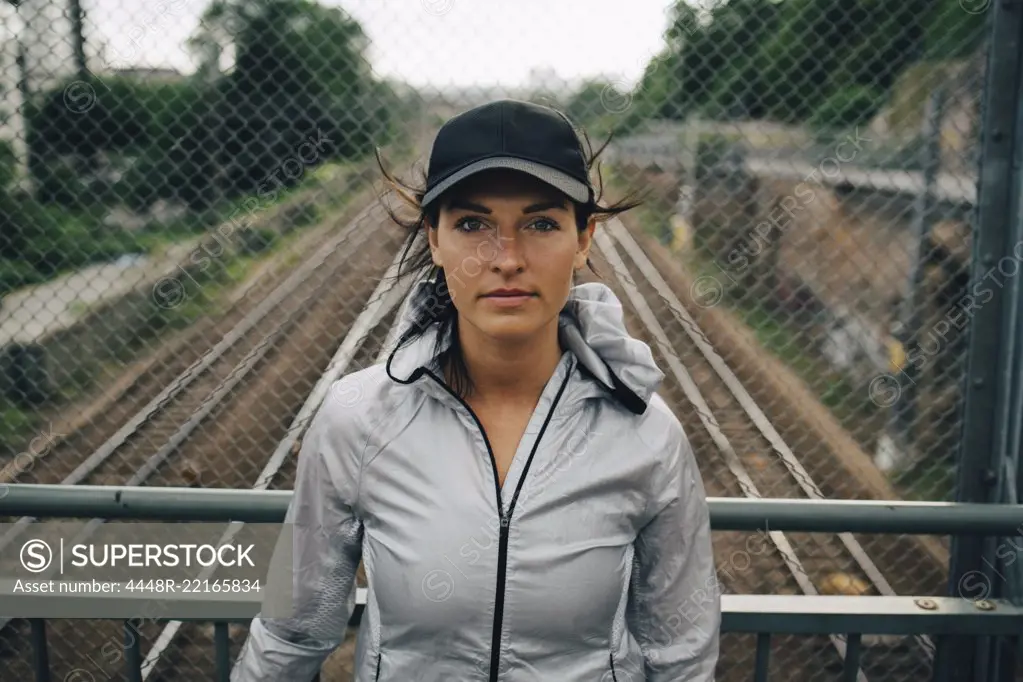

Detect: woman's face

[428,169,594,344]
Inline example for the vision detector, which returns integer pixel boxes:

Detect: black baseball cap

[421,99,594,209]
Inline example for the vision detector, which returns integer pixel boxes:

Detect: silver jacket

[231,280,720,681]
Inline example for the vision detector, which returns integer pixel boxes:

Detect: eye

[528,217,560,232]
[454,216,486,232]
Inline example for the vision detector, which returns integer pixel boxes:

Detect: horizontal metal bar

[0,485,293,523]
[720,595,1023,637]
[4,584,1022,636]
[0,578,268,621]
[3,484,1023,534]
[712,498,1023,535]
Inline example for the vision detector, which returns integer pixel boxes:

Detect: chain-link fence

[0,0,1007,680]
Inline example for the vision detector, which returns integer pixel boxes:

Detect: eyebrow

[447,198,568,214]
[523,199,567,213]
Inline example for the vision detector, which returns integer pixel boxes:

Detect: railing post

[126,621,143,682]
[939,0,1023,681]
[215,622,231,682]
[30,619,51,682]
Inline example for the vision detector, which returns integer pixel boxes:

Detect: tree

[643,0,972,125]
[564,80,616,127]
[187,0,393,196]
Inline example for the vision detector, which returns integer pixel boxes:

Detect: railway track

[0,199,378,544]
[139,239,416,682]
[0,202,409,681]
[0,205,947,681]
[586,218,942,681]
[0,168,363,488]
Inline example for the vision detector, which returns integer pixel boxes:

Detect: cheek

[534,238,579,270]
[530,243,578,291]
[440,242,487,304]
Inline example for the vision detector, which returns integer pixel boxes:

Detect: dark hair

[375,121,645,399]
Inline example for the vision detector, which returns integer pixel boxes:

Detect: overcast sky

[82,0,675,89]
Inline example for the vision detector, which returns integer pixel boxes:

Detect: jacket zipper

[374,651,382,681]
[609,652,619,682]
[427,365,572,682]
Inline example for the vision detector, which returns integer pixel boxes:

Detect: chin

[475,315,544,342]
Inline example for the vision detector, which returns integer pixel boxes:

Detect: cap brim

[422,156,591,208]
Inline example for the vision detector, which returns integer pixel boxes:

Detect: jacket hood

[384,277,664,414]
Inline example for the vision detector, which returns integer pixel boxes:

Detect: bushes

[0,191,142,295]
[239,227,279,254]
[24,75,219,212]
[634,0,982,128]
[696,134,741,178]
[2,0,406,297]
[0,259,44,295]
[808,85,886,133]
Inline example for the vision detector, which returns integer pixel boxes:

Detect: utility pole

[69,0,87,79]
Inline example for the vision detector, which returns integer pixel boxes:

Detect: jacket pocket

[608,652,619,682]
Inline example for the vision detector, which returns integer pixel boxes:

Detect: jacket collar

[384,278,664,415]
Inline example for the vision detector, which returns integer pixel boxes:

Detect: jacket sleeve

[231,388,365,681]
[626,426,720,681]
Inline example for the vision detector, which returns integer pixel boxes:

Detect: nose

[488,229,525,273]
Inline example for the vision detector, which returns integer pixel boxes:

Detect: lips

[480,289,537,308]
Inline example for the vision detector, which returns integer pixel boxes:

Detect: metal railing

[12,592,1023,682]
[2,485,1022,681]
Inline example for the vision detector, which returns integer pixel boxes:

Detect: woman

[232,99,720,681]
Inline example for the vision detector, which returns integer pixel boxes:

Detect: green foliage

[8,0,402,295]
[25,74,218,210]
[636,0,986,126]
[28,76,150,157]
[923,0,988,58]
[2,115,142,293]
[807,85,886,132]
[25,0,398,213]
[618,50,687,134]
[239,227,279,254]
[187,0,398,197]
[564,80,614,127]
[0,402,38,454]
[681,0,784,119]
[0,194,141,294]
[279,200,319,231]
[695,134,736,177]
[0,140,15,190]
[0,258,43,293]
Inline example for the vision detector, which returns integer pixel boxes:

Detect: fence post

[888,87,946,465]
[938,1,1023,681]
[670,117,701,251]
